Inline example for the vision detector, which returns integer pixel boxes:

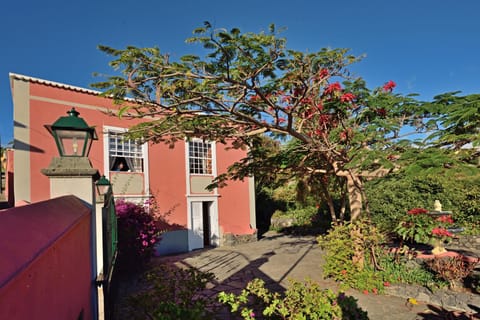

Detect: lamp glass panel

[55,130,88,156]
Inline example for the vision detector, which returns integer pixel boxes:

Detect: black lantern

[96,175,111,196]
[45,108,98,157]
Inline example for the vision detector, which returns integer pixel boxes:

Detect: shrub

[425,256,479,289]
[115,199,160,271]
[365,173,480,234]
[218,278,368,320]
[318,220,383,279]
[124,265,215,320]
[394,208,455,245]
[318,221,448,292]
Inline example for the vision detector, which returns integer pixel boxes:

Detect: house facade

[9,73,257,253]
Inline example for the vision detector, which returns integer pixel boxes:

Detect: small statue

[433,200,442,212]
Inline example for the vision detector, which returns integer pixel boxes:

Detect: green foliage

[124,265,215,320]
[93,22,433,222]
[425,92,480,150]
[318,221,447,292]
[377,253,447,290]
[317,220,383,281]
[394,210,434,245]
[365,172,480,234]
[218,278,368,320]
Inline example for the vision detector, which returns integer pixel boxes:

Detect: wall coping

[0,196,91,288]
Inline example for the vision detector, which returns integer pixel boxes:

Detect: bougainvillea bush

[115,199,160,271]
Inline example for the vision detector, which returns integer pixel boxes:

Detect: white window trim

[184,139,217,197]
[103,125,150,196]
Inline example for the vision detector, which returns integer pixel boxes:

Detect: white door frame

[187,196,219,250]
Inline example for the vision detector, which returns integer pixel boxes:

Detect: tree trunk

[345,173,363,220]
[331,161,364,221]
[319,182,337,224]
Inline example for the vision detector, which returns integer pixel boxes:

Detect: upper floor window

[108,132,144,172]
[188,140,212,174]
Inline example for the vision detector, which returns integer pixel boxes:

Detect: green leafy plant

[318,221,449,292]
[124,265,215,320]
[377,253,447,290]
[218,278,368,320]
[318,220,383,280]
[394,208,455,246]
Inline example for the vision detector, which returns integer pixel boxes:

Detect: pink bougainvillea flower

[407,208,429,215]
[324,82,342,95]
[340,92,356,103]
[383,281,391,287]
[278,117,286,123]
[383,80,396,92]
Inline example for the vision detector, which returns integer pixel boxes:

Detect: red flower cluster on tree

[376,108,387,117]
[431,227,453,238]
[407,208,429,215]
[340,92,355,103]
[249,94,260,102]
[316,68,330,80]
[383,80,396,92]
[324,82,342,95]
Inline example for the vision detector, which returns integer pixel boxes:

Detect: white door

[190,201,204,250]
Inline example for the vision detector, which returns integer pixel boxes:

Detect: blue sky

[1,0,479,146]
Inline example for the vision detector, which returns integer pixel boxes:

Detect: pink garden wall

[0,196,93,319]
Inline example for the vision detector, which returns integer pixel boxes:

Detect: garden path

[151,232,467,319]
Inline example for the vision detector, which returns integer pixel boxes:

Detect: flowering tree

[94,22,424,221]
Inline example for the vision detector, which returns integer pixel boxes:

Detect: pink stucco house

[9,73,257,253]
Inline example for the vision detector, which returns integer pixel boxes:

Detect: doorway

[189,199,218,250]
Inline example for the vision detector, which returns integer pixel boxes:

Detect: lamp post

[41,107,99,202]
[44,108,98,157]
[95,175,111,198]
[41,107,105,320]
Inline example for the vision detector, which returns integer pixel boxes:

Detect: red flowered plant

[395,208,455,245]
[407,208,429,215]
[431,227,453,238]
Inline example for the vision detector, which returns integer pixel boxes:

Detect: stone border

[385,283,480,313]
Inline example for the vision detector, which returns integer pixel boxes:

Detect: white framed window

[188,140,212,175]
[108,132,144,172]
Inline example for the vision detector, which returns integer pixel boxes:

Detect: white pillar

[42,156,102,320]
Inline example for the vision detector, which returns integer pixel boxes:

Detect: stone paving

[151,232,472,319]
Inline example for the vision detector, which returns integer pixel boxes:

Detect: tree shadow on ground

[111,235,334,319]
[417,304,480,319]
